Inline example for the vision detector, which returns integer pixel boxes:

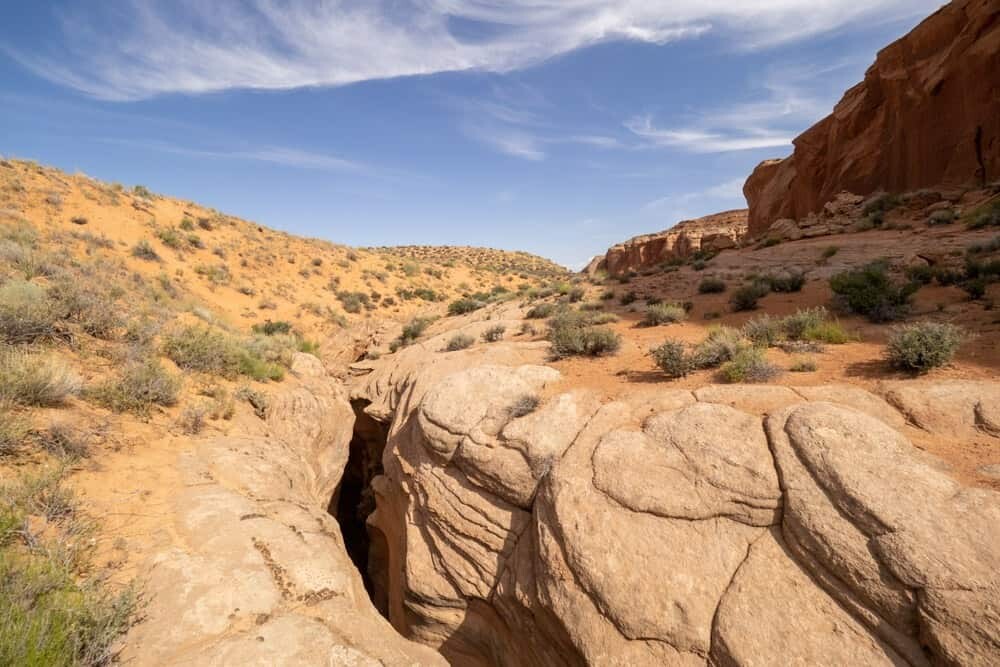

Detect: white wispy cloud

[100,138,367,172]
[6,0,943,101]
[625,58,864,153]
[642,177,746,211]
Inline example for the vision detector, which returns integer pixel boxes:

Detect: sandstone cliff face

[745,0,1000,236]
[594,210,747,278]
[353,347,1000,666]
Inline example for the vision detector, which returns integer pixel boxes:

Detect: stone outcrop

[353,358,1000,666]
[594,209,747,277]
[123,353,443,666]
[745,0,1000,237]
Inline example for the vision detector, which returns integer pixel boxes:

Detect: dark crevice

[974,125,986,187]
[329,398,388,617]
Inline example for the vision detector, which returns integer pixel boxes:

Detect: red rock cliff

[596,209,747,277]
[745,0,1000,236]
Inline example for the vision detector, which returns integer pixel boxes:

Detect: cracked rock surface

[354,357,1000,666]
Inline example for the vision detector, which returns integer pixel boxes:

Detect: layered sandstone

[353,344,1000,666]
[745,0,1000,236]
[592,209,747,277]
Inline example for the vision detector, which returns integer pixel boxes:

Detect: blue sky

[0,1,944,269]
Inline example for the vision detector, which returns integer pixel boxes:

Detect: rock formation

[592,210,747,277]
[350,348,1000,666]
[745,0,1000,237]
[122,353,444,666]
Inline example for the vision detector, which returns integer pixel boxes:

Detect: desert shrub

[966,235,1000,255]
[863,192,900,217]
[963,278,987,300]
[236,385,268,418]
[547,311,621,358]
[448,298,484,316]
[619,291,638,306]
[829,261,917,322]
[162,326,240,376]
[927,209,956,226]
[156,227,182,249]
[642,303,686,326]
[567,287,586,303]
[197,217,215,231]
[691,327,747,369]
[781,307,829,341]
[88,359,180,415]
[508,394,540,418]
[802,319,851,344]
[967,199,1000,229]
[186,234,205,249]
[132,240,159,261]
[763,271,806,293]
[600,290,615,300]
[482,325,506,342]
[821,246,839,259]
[0,281,61,344]
[0,470,138,666]
[36,422,93,460]
[0,349,80,407]
[48,278,122,340]
[390,317,434,351]
[0,403,28,456]
[525,303,556,319]
[729,282,770,312]
[885,322,962,373]
[0,241,55,279]
[194,264,230,285]
[445,334,474,351]
[251,320,292,336]
[789,357,818,372]
[651,340,691,378]
[905,264,935,284]
[179,217,195,231]
[698,277,726,294]
[719,347,781,383]
[742,315,781,347]
[336,291,370,314]
[177,402,210,435]
[933,268,964,286]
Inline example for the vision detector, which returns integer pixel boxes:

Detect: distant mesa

[588,209,747,278]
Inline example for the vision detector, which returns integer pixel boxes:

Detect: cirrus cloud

[5,0,943,101]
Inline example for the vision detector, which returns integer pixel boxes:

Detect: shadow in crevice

[329,399,388,617]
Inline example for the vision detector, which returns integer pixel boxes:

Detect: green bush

[525,303,556,319]
[88,359,181,415]
[156,227,183,249]
[336,291,370,314]
[0,349,80,407]
[642,303,686,326]
[905,265,935,284]
[48,278,122,340]
[251,320,292,336]
[802,320,851,344]
[162,326,285,381]
[763,271,806,293]
[698,277,726,294]
[829,261,917,322]
[448,298,484,316]
[691,327,747,368]
[885,322,962,373]
[729,282,770,311]
[719,348,781,383]
[390,317,434,351]
[927,209,956,226]
[0,470,138,666]
[567,287,586,303]
[548,311,621,358]
[0,281,61,344]
[651,340,691,378]
[482,325,506,342]
[781,307,828,341]
[742,315,781,347]
[132,240,159,261]
[445,334,474,351]
[967,200,1000,229]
